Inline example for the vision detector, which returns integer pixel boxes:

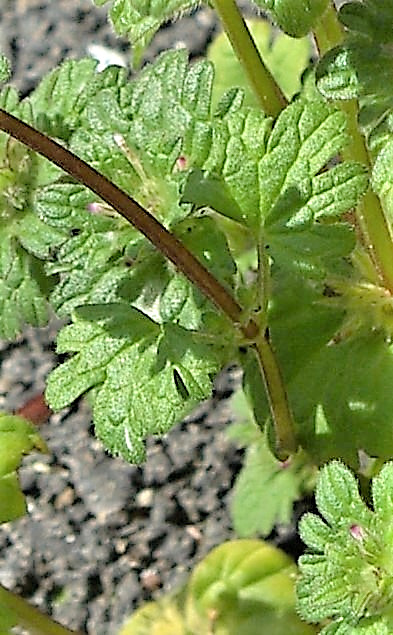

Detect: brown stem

[0,109,299,455]
[0,108,258,340]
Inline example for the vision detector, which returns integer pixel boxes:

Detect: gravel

[0,2,304,633]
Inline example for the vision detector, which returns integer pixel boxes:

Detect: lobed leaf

[46,304,227,462]
[297,461,393,632]
[316,1,393,216]
[92,0,202,66]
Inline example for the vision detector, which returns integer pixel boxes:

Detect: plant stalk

[211,0,287,117]
[313,2,393,293]
[0,108,257,341]
[313,0,344,57]
[252,333,298,458]
[0,108,297,456]
[0,584,82,635]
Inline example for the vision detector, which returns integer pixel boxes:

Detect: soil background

[0,2,316,633]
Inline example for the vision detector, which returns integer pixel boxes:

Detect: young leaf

[186,540,315,634]
[251,0,329,38]
[0,413,48,523]
[46,303,229,463]
[92,0,202,66]
[297,461,393,633]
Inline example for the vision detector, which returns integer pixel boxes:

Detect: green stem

[313,0,344,56]
[0,584,82,635]
[313,3,393,293]
[211,0,287,117]
[0,108,297,456]
[253,333,298,458]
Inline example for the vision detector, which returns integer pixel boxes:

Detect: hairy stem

[0,585,82,635]
[211,0,287,117]
[313,2,393,293]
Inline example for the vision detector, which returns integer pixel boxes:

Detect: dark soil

[0,2,306,634]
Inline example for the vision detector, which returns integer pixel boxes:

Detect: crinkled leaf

[0,87,66,337]
[297,461,393,632]
[259,100,348,221]
[251,0,328,37]
[29,58,103,139]
[0,231,49,339]
[316,1,393,214]
[188,98,366,240]
[208,19,311,110]
[46,304,227,462]
[92,0,201,66]
[71,50,216,227]
[0,413,48,523]
[315,461,371,529]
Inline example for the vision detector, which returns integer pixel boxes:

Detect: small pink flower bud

[350,524,365,540]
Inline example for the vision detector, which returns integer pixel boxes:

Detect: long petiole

[0,108,257,341]
[252,332,298,458]
[211,0,287,117]
[0,108,297,457]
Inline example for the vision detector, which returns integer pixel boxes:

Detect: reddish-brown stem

[0,108,258,341]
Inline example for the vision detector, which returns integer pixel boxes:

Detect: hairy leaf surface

[46,304,227,462]
[92,0,202,65]
[297,461,393,633]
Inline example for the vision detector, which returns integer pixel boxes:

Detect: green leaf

[186,540,315,634]
[316,1,393,213]
[259,100,348,221]
[92,0,201,66]
[0,231,49,339]
[231,433,314,537]
[71,50,216,226]
[0,55,11,84]
[0,87,65,337]
[118,594,187,635]
[297,461,393,632]
[46,304,227,463]
[0,602,18,634]
[268,262,393,467]
[208,18,311,109]
[0,413,48,523]
[251,0,328,37]
[29,58,103,139]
